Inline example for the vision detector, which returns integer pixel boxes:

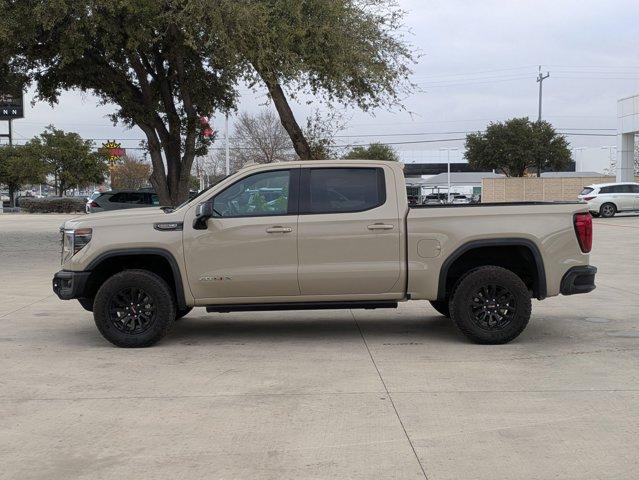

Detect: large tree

[111,155,151,190]
[465,118,571,177]
[191,0,414,160]
[27,127,108,196]
[0,145,46,207]
[1,1,413,204]
[343,142,400,162]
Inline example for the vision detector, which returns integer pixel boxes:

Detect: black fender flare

[437,238,547,301]
[86,248,187,309]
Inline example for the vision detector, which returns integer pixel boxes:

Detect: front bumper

[560,265,597,295]
[52,270,91,300]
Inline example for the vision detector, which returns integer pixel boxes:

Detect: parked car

[87,190,160,213]
[424,193,447,204]
[578,182,639,218]
[53,160,596,348]
[452,195,471,204]
[85,191,102,213]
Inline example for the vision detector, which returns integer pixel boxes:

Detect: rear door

[297,166,402,296]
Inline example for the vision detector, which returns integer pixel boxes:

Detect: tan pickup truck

[53,160,597,347]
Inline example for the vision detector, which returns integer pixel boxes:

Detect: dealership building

[617,94,639,182]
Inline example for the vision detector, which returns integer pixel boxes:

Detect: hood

[63,207,185,230]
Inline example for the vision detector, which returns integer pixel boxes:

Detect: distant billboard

[0,90,24,120]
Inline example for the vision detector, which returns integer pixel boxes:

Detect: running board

[206,301,398,313]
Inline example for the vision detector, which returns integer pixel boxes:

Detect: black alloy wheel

[108,287,156,335]
[469,284,516,331]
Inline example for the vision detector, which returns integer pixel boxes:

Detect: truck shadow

[166,314,463,345]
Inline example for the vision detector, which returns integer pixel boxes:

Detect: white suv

[578,182,639,217]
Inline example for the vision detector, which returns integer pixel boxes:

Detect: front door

[297,166,402,296]
[184,168,300,301]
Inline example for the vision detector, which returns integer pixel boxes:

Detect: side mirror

[193,202,214,230]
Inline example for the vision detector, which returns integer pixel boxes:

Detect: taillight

[90,201,99,208]
[574,212,592,253]
[583,196,596,201]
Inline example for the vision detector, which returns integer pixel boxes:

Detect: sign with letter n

[0,90,24,120]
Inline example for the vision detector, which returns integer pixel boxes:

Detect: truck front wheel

[449,266,531,344]
[93,269,176,348]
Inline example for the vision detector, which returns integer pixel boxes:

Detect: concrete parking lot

[1,213,638,480]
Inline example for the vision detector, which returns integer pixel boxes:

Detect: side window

[599,186,612,194]
[306,168,385,214]
[212,169,291,217]
[618,185,633,193]
[127,192,147,204]
[630,185,639,194]
[109,192,126,203]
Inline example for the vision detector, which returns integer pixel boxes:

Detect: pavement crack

[350,310,429,480]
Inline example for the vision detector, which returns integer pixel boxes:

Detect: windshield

[173,175,231,210]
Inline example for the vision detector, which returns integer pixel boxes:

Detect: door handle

[266,226,293,233]
[367,223,395,230]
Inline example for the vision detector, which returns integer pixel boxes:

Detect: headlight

[61,228,92,264]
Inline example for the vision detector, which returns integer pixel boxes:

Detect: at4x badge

[199,275,232,282]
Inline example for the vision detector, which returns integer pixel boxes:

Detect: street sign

[0,91,24,120]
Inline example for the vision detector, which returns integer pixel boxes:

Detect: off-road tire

[450,266,531,344]
[175,307,193,320]
[429,300,450,317]
[93,269,176,348]
[599,203,616,218]
[78,297,94,312]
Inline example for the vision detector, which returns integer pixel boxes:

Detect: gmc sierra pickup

[53,160,597,347]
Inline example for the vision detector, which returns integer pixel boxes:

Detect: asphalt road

[1,213,638,480]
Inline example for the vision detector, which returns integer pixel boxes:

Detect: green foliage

[343,143,399,162]
[464,118,572,177]
[192,0,415,109]
[0,145,47,206]
[26,126,108,195]
[20,196,86,214]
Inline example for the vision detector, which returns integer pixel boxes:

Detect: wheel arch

[85,248,187,309]
[437,239,547,301]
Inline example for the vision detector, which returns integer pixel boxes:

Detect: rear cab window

[302,167,386,214]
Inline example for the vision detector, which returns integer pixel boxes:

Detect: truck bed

[405,201,590,300]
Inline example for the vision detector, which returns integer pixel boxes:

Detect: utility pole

[8,119,12,146]
[536,65,550,122]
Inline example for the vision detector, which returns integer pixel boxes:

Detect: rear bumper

[52,270,91,300]
[560,265,597,295]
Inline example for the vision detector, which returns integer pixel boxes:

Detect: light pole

[573,147,585,172]
[224,114,230,176]
[440,147,459,203]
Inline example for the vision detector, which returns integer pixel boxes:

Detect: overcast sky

[7,0,639,159]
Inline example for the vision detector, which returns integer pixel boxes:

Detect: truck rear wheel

[449,266,531,344]
[429,300,450,317]
[93,269,176,348]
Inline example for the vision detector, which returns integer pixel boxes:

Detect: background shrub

[19,197,86,214]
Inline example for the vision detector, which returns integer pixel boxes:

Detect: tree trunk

[263,78,312,160]
[8,185,15,208]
